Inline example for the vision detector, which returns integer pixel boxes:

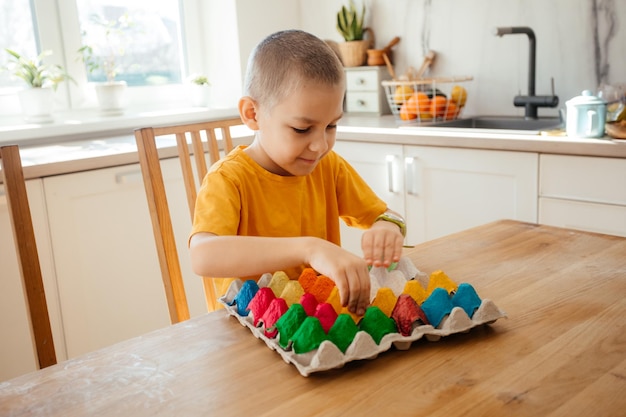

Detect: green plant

[188,74,210,86]
[77,13,132,82]
[336,0,366,41]
[3,49,73,90]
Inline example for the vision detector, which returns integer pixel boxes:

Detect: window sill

[0,105,240,147]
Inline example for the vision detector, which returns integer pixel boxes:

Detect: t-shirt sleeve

[190,169,242,238]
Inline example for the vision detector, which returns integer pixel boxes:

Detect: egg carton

[218,258,506,376]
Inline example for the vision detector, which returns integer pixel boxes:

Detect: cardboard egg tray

[219,258,506,376]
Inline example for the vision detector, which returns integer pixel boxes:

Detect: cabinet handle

[357,77,366,85]
[405,156,419,196]
[115,170,144,184]
[386,154,400,193]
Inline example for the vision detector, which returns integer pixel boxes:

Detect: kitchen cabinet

[344,66,391,115]
[0,179,65,381]
[333,141,538,254]
[42,158,206,358]
[539,154,626,237]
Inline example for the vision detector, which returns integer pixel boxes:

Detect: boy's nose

[309,130,330,153]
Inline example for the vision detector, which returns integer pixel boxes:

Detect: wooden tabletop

[1,220,624,417]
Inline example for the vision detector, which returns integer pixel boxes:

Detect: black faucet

[494,26,559,119]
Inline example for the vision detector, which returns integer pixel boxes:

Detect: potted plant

[336,0,371,67]
[78,13,132,115]
[186,74,211,107]
[3,48,73,123]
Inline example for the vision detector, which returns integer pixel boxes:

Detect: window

[0,0,39,88]
[0,0,243,116]
[75,0,184,86]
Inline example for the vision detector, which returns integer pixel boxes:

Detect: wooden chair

[134,117,246,324]
[0,145,57,369]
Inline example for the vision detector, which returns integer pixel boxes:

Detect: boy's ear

[238,96,260,130]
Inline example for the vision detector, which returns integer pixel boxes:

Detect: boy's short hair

[243,29,345,111]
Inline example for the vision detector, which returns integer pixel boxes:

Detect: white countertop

[2,111,625,181]
[338,115,626,159]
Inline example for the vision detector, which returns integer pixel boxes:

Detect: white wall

[296,0,625,118]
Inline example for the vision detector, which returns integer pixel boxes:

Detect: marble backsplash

[300,0,625,118]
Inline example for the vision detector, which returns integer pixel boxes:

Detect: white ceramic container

[566,90,607,138]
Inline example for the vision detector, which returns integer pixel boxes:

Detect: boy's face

[248,82,344,176]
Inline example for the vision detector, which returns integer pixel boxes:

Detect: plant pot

[187,84,211,107]
[18,87,54,123]
[95,81,127,115]
[337,40,370,67]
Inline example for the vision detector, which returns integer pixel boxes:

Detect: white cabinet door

[43,158,206,358]
[539,154,626,236]
[335,141,539,250]
[404,146,538,245]
[0,179,64,381]
[539,197,626,237]
[333,141,405,255]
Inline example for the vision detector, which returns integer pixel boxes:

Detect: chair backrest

[134,117,245,323]
[0,145,57,369]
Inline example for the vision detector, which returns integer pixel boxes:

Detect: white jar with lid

[565,90,607,138]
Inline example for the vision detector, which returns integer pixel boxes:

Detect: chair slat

[206,129,221,165]
[190,130,208,185]
[175,132,197,219]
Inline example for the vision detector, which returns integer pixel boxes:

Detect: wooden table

[1,220,625,416]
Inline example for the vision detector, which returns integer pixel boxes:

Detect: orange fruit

[399,92,432,121]
[430,96,447,118]
[399,103,417,120]
[444,101,459,120]
[413,92,431,113]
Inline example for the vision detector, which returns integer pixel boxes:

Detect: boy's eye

[293,127,310,134]
[327,124,337,130]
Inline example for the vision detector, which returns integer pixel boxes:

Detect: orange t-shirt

[191,145,387,295]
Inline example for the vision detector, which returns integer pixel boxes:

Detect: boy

[189,30,405,316]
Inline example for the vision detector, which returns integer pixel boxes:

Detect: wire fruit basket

[382,76,473,124]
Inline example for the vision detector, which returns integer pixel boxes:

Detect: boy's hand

[361,220,404,269]
[306,238,371,316]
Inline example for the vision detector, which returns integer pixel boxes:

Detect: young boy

[189,30,405,316]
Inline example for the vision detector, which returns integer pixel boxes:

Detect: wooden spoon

[383,36,401,52]
[382,52,396,80]
[415,50,436,79]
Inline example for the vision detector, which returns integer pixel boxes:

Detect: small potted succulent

[186,74,212,107]
[78,13,132,115]
[336,0,371,67]
[3,48,73,122]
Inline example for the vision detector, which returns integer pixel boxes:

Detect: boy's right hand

[305,238,371,316]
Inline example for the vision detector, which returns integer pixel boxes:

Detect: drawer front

[345,92,381,113]
[346,70,380,91]
[540,154,626,205]
[539,197,626,237]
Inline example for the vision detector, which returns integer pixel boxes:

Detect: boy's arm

[189,232,372,315]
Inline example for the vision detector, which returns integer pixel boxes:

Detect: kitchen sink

[423,116,562,133]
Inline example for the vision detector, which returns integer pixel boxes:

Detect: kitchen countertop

[2,111,625,181]
[338,115,626,158]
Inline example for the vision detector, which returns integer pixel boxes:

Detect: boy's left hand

[361,220,404,268]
